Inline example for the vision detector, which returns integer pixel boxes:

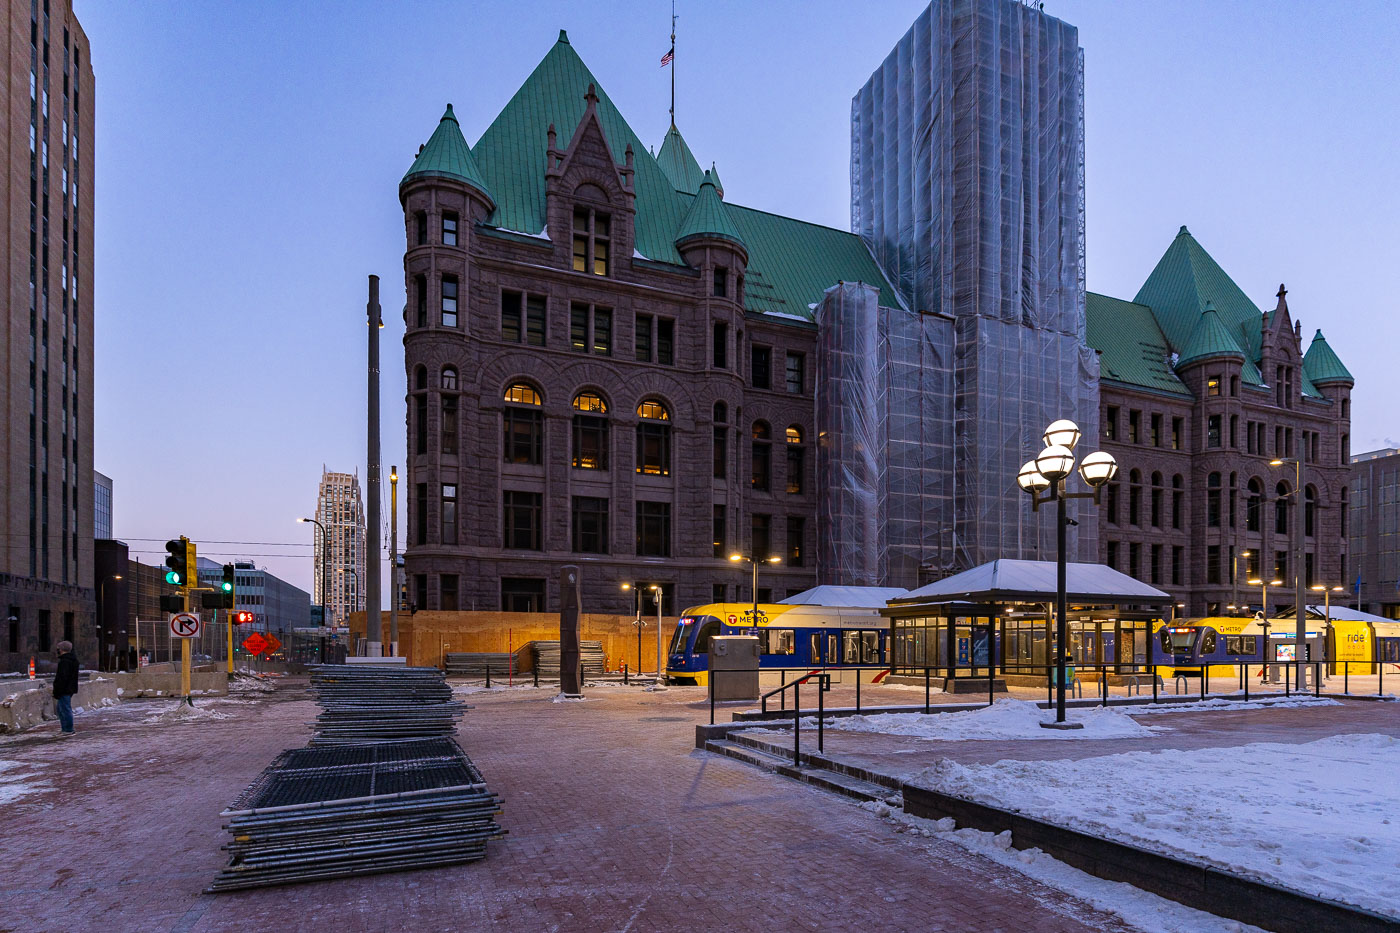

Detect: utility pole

[365,275,383,656]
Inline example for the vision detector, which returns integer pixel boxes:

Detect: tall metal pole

[1292,458,1305,686]
[389,466,399,656]
[1055,481,1068,723]
[653,585,665,686]
[365,275,383,655]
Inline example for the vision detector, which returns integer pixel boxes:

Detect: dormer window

[573,207,610,276]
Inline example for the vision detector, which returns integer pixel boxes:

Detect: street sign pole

[181,587,192,703]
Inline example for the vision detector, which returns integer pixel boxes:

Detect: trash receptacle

[709,635,759,701]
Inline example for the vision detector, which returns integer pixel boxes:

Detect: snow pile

[452,682,545,696]
[907,733,1400,918]
[0,759,48,805]
[143,702,232,724]
[815,698,1160,741]
[229,673,275,694]
[1126,696,1340,716]
[862,802,1267,933]
[550,693,589,703]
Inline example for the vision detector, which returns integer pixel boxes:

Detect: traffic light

[221,564,234,593]
[159,594,184,614]
[164,537,188,585]
[233,611,255,625]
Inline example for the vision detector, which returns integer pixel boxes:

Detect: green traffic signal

[221,563,235,593]
[165,570,182,585]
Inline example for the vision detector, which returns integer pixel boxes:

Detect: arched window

[1207,472,1221,528]
[1172,474,1184,530]
[752,421,772,491]
[441,366,458,391]
[636,399,671,475]
[1150,472,1163,527]
[1305,485,1317,537]
[1275,481,1290,535]
[572,392,609,470]
[414,365,428,391]
[1128,469,1142,526]
[503,382,543,464]
[1246,478,1262,532]
[713,401,727,423]
[786,426,805,495]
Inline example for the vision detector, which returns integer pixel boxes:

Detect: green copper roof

[676,171,742,248]
[401,104,493,203]
[456,31,899,318]
[1176,303,1247,367]
[656,124,707,194]
[1303,329,1354,385]
[1134,226,1264,362]
[708,161,724,196]
[1085,293,1190,396]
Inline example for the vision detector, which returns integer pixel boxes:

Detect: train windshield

[669,618,695,656]
[692,617,721,655]
[1162,629,1197,651]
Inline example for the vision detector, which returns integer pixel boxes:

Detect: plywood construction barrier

[346,611,679,673]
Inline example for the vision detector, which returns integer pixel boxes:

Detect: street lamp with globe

[1017,419,1117,726]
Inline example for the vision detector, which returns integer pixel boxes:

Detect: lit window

[572,207,611,276]
[504,383,542,406]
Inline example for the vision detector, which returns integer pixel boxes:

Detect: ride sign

[242,633,269,656]
[169,612,201,638]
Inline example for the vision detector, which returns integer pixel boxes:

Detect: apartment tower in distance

[313,469,366,626]
[1,0,95,672]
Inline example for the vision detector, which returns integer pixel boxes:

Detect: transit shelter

[882,559,1172,687]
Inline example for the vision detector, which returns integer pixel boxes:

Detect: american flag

[660,47,673,67]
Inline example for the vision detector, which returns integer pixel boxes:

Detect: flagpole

[670,0,676,125]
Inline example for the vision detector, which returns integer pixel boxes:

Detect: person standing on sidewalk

[52,641,79,736]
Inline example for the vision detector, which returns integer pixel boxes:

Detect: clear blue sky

[80,0,1400,595]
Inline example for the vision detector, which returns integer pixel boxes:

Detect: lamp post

[1017,419,1117,725]
[389,466,398,657]
[1311,583,1346,670]
[1270,457,1306,684]
[1232,549,1251,616]
[298,516,330,628]
[97,573,123,671]
[729,552,781,629]
[621,582,643,674]
[1248,577,1283,673]
[650,584,666,689]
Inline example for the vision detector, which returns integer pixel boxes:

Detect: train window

[1159,629,1173,652]
[1201,631,1217,654]
[693,618,720,655]
[810,633,822,664]
[862,632,880,664]
[843,631,862,664]
[828,634,839,665]
[670,621,693,656]
[1225,636,1254,656]
[761,629,795,655]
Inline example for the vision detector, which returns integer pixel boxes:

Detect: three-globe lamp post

[1017,420,1118,726]
[729,552,781,631]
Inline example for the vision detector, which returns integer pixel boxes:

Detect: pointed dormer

[1303,330,1354,387]
[676,170,745,258]
[1176,302,1246,369]
[544,83,637,275]
[399,104,495,213]
[656,123,707,194]
[1260,284,1303,408]
[708,161,724,199]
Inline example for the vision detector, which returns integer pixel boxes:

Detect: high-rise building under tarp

[847,0,1100,575]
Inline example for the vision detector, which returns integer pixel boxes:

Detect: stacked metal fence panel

[529,640,605,679]
[209,667,502,891]
[444,652,515,677]
[307,664,465,744]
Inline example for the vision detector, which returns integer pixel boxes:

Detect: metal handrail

[760,669,828,713]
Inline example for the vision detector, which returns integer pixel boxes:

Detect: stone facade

[1098,290,1352,617]
[1,0,96,673]
[400,95,819,616]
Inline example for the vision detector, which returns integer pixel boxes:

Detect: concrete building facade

[1350,448,1400,619]
[1,0,96,672]
[196,557,311,637]
[313,469,366,625]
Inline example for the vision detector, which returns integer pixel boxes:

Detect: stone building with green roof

[1087,226,1354,616]
[399,31,910,615]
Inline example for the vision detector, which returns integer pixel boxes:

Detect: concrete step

[707,736,898,805]
[704,738,792,773]
[727,729,903,793]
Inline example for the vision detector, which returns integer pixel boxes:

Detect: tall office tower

[313,469,366,625]
[1,0,96,672]
[850,0,1099,572]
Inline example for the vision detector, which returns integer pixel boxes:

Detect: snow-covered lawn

[908,733,1400,918]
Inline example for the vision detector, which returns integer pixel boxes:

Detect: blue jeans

[55,694,74,733]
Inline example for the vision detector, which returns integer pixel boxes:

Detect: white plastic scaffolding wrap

[849,0,1099,574]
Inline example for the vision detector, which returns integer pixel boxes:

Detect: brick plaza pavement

[0,681,1164,933]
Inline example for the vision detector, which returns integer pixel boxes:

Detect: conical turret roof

[1303,329,1354,385]
[1176,302,1246,368]
[656,124,706,194]
[401,104,494,205]
[676,170,743,249]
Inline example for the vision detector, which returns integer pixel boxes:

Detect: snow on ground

[452,682,552,696]
[907,733,1400,918]
[862,802,1265,933]
[810,698,1161,740]
[1122,696,1340,716]
[0,758,48,805]
[142,701,232,724]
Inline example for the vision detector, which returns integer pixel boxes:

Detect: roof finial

[1277,283,1287,301]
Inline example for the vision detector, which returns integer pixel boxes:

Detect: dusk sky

[80,0,1399,597]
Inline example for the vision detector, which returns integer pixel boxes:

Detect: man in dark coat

[52,641,79,736]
